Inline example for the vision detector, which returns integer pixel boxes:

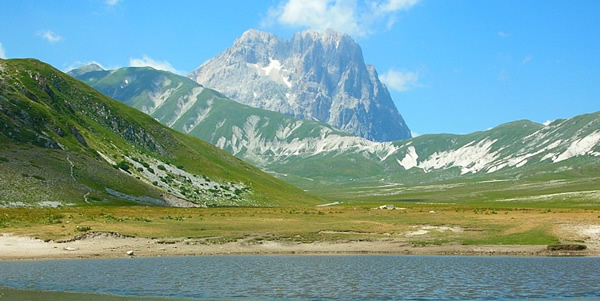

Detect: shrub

[547,244,587,251]
[116,160,131,172]
[76,225,91,232]
[44,214,63,225]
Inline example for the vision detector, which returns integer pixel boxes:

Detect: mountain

[188,29,411,142]
[0,58,319,207]
[69,66,374,169]
[70,65,600,199]
[66,63,106,77]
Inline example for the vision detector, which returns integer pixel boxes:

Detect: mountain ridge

[188,29,412,142]
[1,58,319,207]
[70,65,600,196]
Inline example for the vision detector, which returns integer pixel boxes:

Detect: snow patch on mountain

[247,58,292,88]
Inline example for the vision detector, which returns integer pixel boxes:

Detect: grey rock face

[188,29,411,142]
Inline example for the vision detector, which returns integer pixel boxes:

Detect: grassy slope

[0,58,319,206]
[69,65,600,210]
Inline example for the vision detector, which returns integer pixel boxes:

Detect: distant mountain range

[70,64,600,195]
[188,29,412,142]
[0,58,319,207]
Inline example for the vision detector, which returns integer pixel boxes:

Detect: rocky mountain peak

[295,29,352,47]
[188,29,411,142]
[67,63,105,77]
[237,29,280,43]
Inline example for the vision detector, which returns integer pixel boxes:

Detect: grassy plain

[2,170,599,250]
[1,201,597,247]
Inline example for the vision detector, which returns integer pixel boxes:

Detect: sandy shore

[2,231,599,260]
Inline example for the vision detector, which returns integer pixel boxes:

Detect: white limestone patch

[167,86,204,127]
[405,225,463,237]
[419,139,499,174]
[578,225,600,243]
[97,151,116,166]
[0,201,70,208]
[146,82,184,114]
[275,121,303,140]
[182,98,213,134]
[215,119,227,131]
[96,151,255,206]
[554,131,600,162]
[243,115,263,141]
[493,190,600,203]
[38,201,64,208]
[397,146,418,170]
[0,201,29,208]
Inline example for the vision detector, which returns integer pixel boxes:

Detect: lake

[1,255,599,300]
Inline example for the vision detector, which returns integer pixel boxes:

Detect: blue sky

[1,0,599,135]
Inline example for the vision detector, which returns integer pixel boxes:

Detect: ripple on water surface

[1,256,599,300]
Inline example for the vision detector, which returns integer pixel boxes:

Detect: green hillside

[69,65,600,205]
[0,59,319,207]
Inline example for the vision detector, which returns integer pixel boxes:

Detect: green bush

[76,225,91,232]
[116,160,131,172]
[547,244,587,251]
[32,175,46,181]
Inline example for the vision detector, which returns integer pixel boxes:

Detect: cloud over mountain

[379,69,420,92]
[129,55,182,74]
[263,0,420,37]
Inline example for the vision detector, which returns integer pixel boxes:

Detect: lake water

[1,255,599,300]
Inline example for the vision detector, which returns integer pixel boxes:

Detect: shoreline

[1,232,598,261]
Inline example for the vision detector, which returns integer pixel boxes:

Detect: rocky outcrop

[188,29,411,142]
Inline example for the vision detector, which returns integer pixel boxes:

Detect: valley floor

[1,205,599,260]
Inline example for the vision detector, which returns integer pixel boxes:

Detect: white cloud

[497,68,509,81]
[379,69,419,92]
[105,0,122,6]
[38,30,63,43]
[263,0,420,37]
[522,54,533,64]
[372,0,420,14]
[410,131,420,137]
[498,31,510,38]
[129,55,183,74]
[0,42,5,59]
